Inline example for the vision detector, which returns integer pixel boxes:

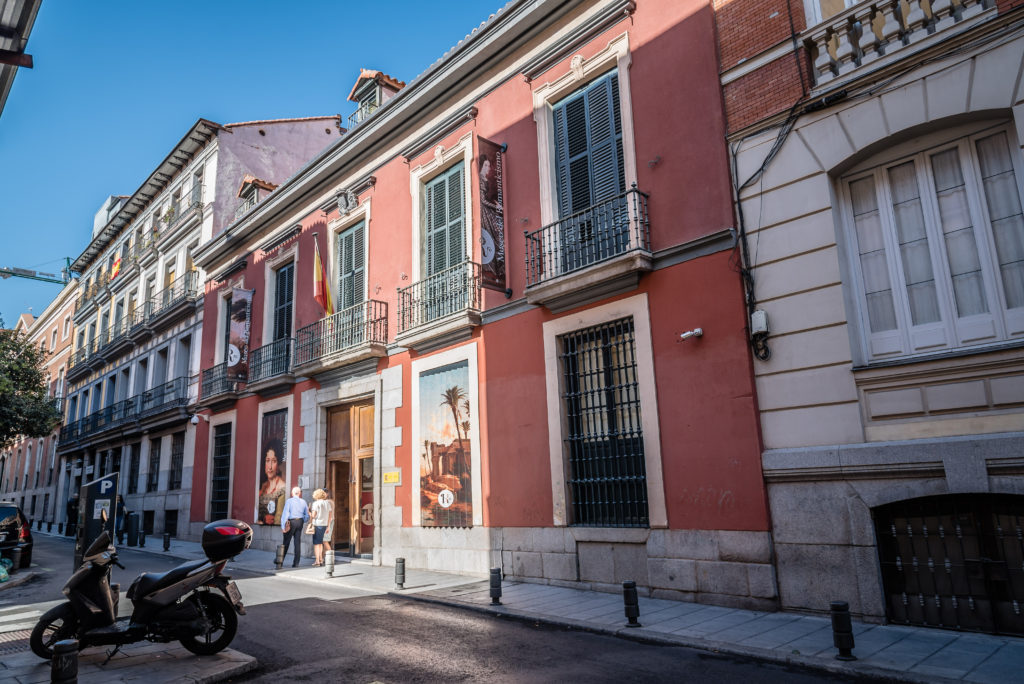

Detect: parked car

[0,501,32,568]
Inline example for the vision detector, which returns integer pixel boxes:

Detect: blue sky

[0,0,503,326]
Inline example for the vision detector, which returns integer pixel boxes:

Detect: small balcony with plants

[395,260,482,351]
[159,184,204,246]
[147,270,200,332]
[524,184,651,312]
[293,300,388,375]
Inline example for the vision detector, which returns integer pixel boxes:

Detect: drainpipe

[373,374,383,565]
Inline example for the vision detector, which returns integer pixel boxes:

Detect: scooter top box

[200,520,253,562]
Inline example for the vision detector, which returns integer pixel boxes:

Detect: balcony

[159,185,204,244]
[396,261,482,351]
[524,185,652,311]
[348,101,379,128]
[293,300,388,375]
[200,362,239,404]
[98,316,133,359]
[805,0,993,89]
[247,338,293,394]
[56,377,189,453]
[147,271,200,331]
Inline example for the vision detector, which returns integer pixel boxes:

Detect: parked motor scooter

[30,519,252,660]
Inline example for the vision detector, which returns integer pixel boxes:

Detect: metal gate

[874,494,1024,635]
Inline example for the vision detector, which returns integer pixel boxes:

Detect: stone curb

[188,652,259,684]
[0,570,37,593]
[392,592,963,684]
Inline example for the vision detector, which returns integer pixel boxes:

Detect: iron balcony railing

[234,194,258,220]
[397,261,482,334]
[348,100,379,127]
[247,338,292,384]
[524,185,651,287]
[59,376,188,444]
[201,362,236,400]
[164,185,203,231]
[293,300,388,366]
[148,270,199,319]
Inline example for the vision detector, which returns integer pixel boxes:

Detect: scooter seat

[135,559,208,597]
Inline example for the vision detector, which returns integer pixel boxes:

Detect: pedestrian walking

[115,495,128,544]
[310,488,334,566]
[280,487,309,568]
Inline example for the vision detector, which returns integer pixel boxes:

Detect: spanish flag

[313,236,333,316]
[110,257,121,280]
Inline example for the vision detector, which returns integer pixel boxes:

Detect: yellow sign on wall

[382,469,401,485]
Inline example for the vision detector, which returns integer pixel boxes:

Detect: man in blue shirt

[280,486,309,568]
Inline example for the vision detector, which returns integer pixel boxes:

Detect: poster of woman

[419,361,473,527]
[257,409,288,525]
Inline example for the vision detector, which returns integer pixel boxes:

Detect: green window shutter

[424,162,465,275]
[337,221,365,310]
[552,71,625,217]
[273,263,294,340]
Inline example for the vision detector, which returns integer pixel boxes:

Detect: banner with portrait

[226,288,252,382]
[257,409,288,526]
[477,136,506,292]
[418,360,473,527]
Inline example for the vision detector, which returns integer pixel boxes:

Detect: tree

[0,317,60,448]
[440,385,467,448]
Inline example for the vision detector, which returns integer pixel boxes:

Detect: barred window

[210,424,232,520]
[128,443,140,495]
[146,438,161,493]
[559,317,648,527]
[169,432,185,490]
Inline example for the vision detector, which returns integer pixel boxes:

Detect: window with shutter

[552,71,627,272]
[273,263,294,341]
[424,163,466,276]
[337,221,366,310]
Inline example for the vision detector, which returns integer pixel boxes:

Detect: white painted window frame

[532,31,638,228]
[541,292,666,528]
[410,341,483,527]
[262,243,298,345]
[839,122,1024,364]
[408,132,474,284]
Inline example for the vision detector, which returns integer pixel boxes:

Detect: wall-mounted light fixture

[679,328,703,341]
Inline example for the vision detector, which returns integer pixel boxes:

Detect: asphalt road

[229,595,876,684]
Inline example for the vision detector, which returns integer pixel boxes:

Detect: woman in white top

[310,488,334,567]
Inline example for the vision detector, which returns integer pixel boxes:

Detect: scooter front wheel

[179,592,237,655]
[30,602,79,660]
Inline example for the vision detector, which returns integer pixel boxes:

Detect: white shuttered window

[843,126,1024,362]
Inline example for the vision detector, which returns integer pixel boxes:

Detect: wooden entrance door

[325,402,375,557]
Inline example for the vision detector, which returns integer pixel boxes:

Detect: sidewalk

[43,530,1024,683]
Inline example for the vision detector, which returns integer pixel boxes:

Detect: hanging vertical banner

[257,408,288,526]
[477,136,507,292]
[226,288,252,382]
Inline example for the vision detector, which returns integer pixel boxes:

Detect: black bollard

[395,557,405,589]
[830,601,856,661]
[47,521,53,533]
[623,580,641,627]
[9,547,21,574]
[489,568,502,605]
[274,544,285,570]
[325,549,335,578]
[58,522,63,535]
[162,532,170,552]
[51,639,78,683]
[139,530,145,548]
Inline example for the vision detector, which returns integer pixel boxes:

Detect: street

[1,535,879,682]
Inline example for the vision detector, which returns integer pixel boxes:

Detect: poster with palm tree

[419,360,472,527]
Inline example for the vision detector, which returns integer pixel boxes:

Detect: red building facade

[192,0,774,608]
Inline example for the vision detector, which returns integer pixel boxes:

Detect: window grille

[169,432,185,490]
[210,424,232,521]
[146,439,161,493]
[559,317,648,527]
[128,443,140,494]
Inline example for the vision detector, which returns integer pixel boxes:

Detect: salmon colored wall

[190,418,209,520]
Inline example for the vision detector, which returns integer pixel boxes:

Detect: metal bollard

[51,639,78,683]
[274,544,285,570]
[395,557,405,590]
[37,520,43,531]
[9,547,21,574]
[489,568,502,605]
[48,521,53,533]
[830,601,857,661]
[325,550,334,578]
[58,522,63,535]
[162,532,170,552]
[139,530,145,547]
[623,580,641,627]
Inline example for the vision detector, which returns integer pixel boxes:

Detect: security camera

[190,414,200,426]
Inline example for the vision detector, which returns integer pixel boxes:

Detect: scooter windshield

[83,530,112,559]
